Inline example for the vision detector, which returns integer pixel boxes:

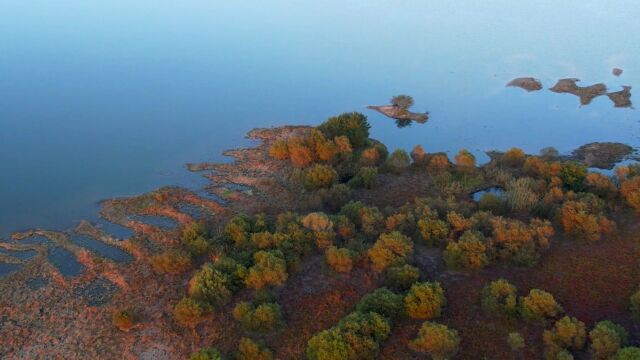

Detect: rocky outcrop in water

[367,105,429,127]
[607,86,633,108]
[571,142,635,169]
[506,77,543,92]
[612,68,623,77]
[549,78,608,105]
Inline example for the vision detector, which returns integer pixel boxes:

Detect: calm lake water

[0,1,638,236]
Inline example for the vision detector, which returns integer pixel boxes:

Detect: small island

[607,86,633,108]
[549,78,608,105]
[506,77,543,92]
[367,95,429,127]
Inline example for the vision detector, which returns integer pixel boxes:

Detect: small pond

[26,277,50,290]
[0,248,38,261]
[95,219,134,240]
[48,246,85,278]
[472,187,505,202]
[0,263,23,277]
[176,203,207,219]
[69,234,133,263]
[129,215,179,230]
[73,277,118,306]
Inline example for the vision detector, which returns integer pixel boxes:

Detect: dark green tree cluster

[306,285,413,360]
[232,300,285,333]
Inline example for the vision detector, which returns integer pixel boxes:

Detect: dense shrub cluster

[507,332,525,352]
[367,231,414,272]
[232,301,284,333]
[174,297,210,329]
[428,154,450,172]
[236,337,273,360]
[325,246,353,273]
[317,112,371,148]
[454,149,476,173]
[519,289,563,323]
[589,320,628,359]
[304,164,338,190]
[244,250,288,290]
[306,311,391,360]
[481,279,518,317]
[543,316,586,359]
[411,145,428,165]
[443,230,488,271]
[169,115,640,358]
[150,248,192,274]
[383,264,420,290]
[356,287,404,319]
[404,281,446,319]
[489,217,554,266]
[348,167,378,189]
[559,162,587,192]
[384,149,411,173]
[501,147,526,167]
[190,347,225,360]
[620,176,640,213]
[306,284,411,359]
[410,321,460,359]
[182,222,212,257]
[614,347,640,360]
[561,198,615,243]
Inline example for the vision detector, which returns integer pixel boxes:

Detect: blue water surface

[0,1,638,235]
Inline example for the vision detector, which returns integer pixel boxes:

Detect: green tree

[589,321,628,360]
[391,94,415,109]
[174,297,210,329]
[507,332,525,352]
[502,147,526,167]
[443,230,489,271]
[367,231,414,272]
[480,279,518,317]
[188,263,238,307]
[614,347,640,360]
[560,162,587,192]
[325,246,353,273]
[149,249,192,274]
[519,289,563,323]
[268,140,289,160]
[417,218,450,246]
[543,316,586,359]
[383,264,420,291]
[224,215,252,246]
[183,222,211,256]
[384,149,411,173]
[304,164,338,190]
[236,337,273,360]
[409,321,460,360]
[318,112,371,148]
[306,311,390,360]
[454,149,476,173]
[356,288,404,320]
[190,347,225,360]
[348,167,378,189]
[404,282,446,319]
[232,301,284,333]
[244,250,288,290]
